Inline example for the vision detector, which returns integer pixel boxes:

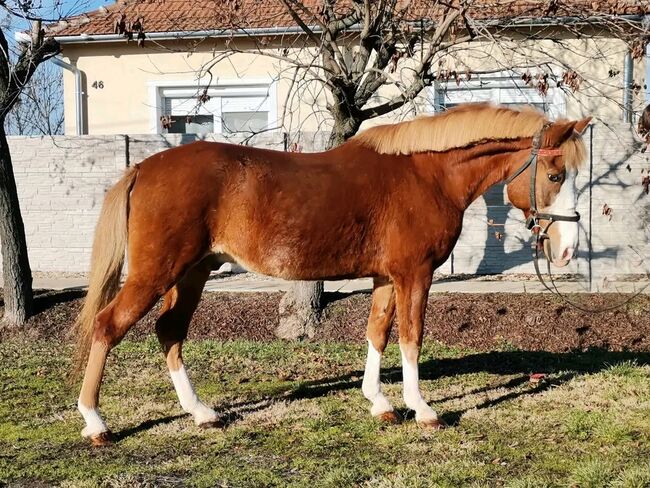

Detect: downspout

[623,51,634,123]
[645,15,650,104]
[14,31,86,135]
[647,39,650,105]
[50,57,85,135]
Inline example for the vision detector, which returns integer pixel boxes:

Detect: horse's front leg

[393,265,445,429]
[362,277,399,423]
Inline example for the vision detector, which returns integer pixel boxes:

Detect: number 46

[92,81,104,89]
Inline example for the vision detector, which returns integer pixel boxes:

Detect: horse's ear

[544,121,578,147]
[544,117,592,147]
[574,117,592,135]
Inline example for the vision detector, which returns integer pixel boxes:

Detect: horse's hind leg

[78,279,160,445]
[362,277,399,423]
[155,257,218,427]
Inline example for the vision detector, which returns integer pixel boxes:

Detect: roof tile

[47,0,650,38]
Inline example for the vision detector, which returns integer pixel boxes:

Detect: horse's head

[506,117,591,267]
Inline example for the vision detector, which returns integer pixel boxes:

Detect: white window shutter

[221,96,269,113]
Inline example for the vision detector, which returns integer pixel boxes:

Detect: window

[221,112,268,134]
[220,95,269,134]
[168,115,214,134]
[160,83,272,135]
[433,71,565,119]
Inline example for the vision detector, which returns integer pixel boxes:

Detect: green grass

[1,338,649,487]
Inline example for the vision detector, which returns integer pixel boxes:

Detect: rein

[506,125,646,313]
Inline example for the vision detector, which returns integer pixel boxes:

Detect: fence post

[124,134,130,168]
[588,124,594,292]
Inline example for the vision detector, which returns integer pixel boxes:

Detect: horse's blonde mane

[353,103,546,155]
[352,103,586,170]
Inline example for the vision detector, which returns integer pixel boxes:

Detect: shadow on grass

[117,349,650,438]
[223,349,650,427]
[114,414,185,441]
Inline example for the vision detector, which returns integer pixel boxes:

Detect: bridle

[505,124,647,312]
[504,123,581,234]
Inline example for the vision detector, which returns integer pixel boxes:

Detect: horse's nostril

[561,247,574,261]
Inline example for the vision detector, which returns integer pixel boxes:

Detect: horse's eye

[548,173,563,183]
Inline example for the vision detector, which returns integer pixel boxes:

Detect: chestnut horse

[74,103,591,445]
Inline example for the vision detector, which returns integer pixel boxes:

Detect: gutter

[50,57,85,135]
[52,26,328,44]
[647,43,650,104]
[623,51,633,123]
[474,14,645,28]
[50,14,647,44]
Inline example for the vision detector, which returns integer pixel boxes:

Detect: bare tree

[0,5,60,325]
[255,0,475,340]
[275,2,646,339]
[6,61,63,136]
[0,0,99,326]
[154,0,648,338]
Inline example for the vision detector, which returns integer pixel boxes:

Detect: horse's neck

[434,140,530,210]
[459,154,514,207]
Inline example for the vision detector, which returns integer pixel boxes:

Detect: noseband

[504,124,580,237]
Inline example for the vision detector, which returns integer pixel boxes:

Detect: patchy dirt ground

[2,290,649,352]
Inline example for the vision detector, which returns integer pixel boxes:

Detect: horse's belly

[212,240,373,281]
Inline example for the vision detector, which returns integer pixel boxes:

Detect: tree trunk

[277,280,324,340]
[0,121,33,326]
[276,115,360,340]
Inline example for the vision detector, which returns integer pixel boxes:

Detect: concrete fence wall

[7,124,650,282]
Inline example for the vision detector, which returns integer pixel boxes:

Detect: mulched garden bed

[1,289,648,352]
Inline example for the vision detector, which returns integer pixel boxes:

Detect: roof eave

[51,25,323,44]
[48,14,648,45]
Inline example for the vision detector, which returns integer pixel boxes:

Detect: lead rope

[531,233,650,313]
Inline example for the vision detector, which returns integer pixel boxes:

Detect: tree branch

[2,20,59,116]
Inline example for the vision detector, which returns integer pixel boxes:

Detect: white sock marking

[170,365,219,425]
[78,401,108,438]
[400,344,438,422]
[362,340,393,416]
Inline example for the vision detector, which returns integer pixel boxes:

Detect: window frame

[147,77,277,135]
[430,69,567,120]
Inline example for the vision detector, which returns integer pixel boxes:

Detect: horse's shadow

[115,349,650,439]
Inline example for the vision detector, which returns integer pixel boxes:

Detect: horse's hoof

[197,419,223,429]
[417,418,447,430]
[376,411,402,424]
[89,431,115,447]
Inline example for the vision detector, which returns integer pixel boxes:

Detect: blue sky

[7,0,109,33]
[3,0,109,52]
[62,0,109,17]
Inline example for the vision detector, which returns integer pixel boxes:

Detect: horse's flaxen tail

[71,166,139,378]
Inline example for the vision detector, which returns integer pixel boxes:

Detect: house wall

[7,122,650,285]
[60,34,648,136]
